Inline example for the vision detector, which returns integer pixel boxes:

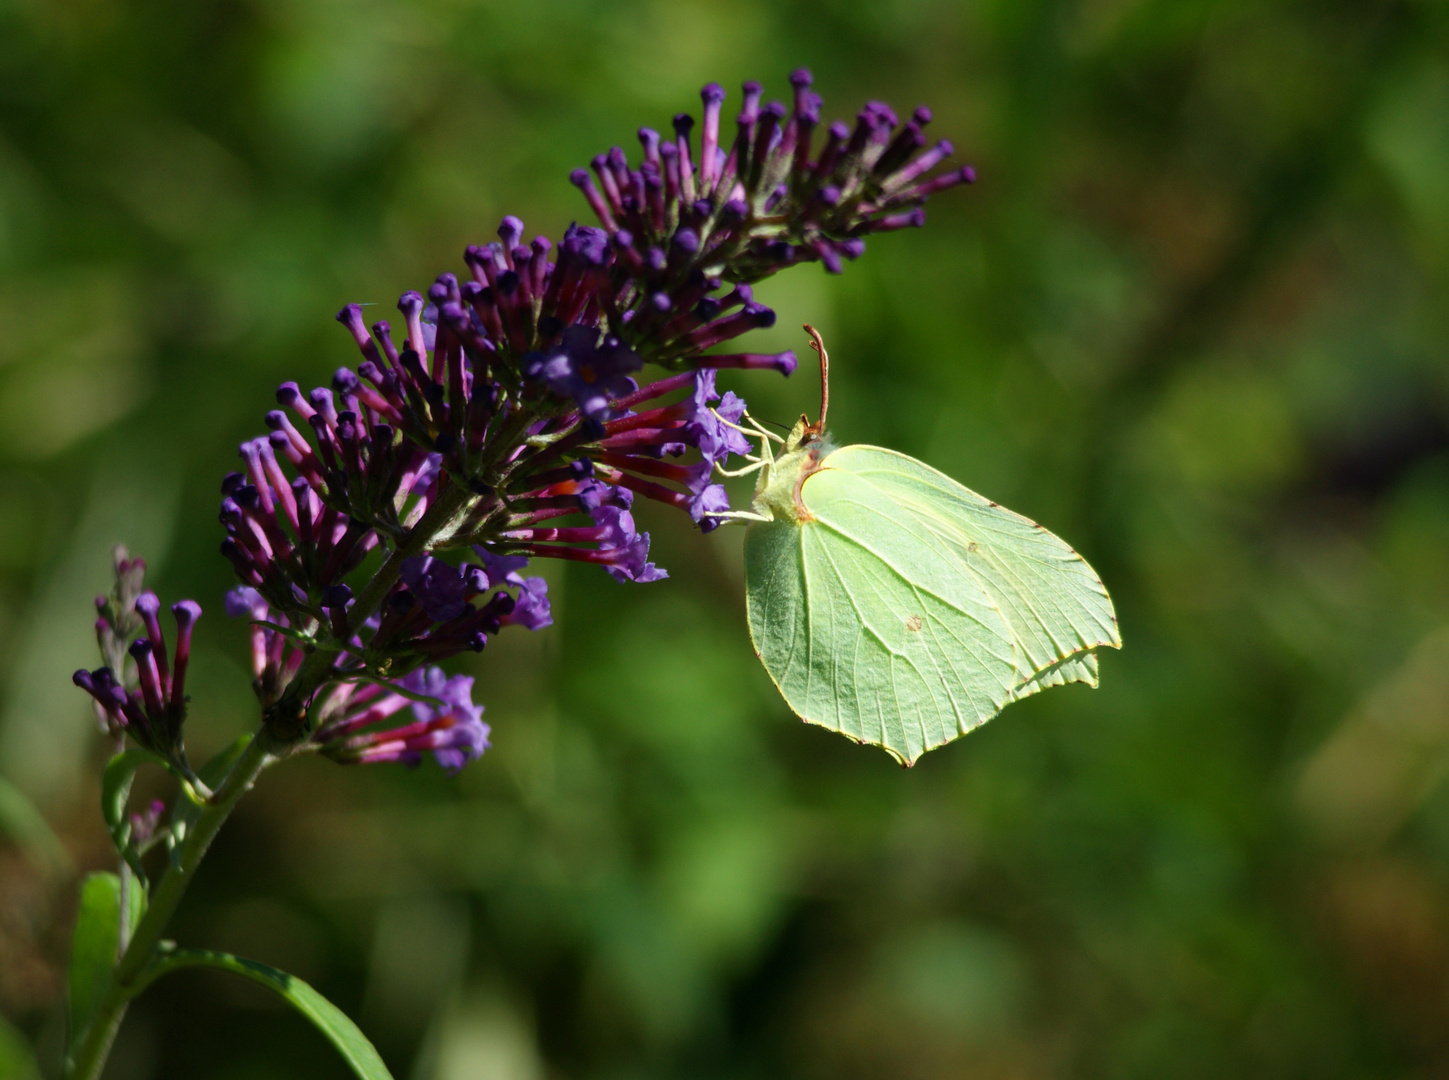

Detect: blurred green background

[3,0,1449,1076]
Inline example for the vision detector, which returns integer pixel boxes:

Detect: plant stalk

[65,730,278,1080]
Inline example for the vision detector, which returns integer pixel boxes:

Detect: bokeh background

[3,0,1449,1076]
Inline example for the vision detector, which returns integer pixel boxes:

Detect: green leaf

[140,947,394,1080]
[0,774,72,879]
[0,1012,41,1080]
[67,872,142,1050]
[101,749,170,887]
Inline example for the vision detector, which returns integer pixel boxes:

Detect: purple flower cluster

[311,668,489,771]
[222,583,500,770]
[189,72,974,765]
[572,70,973,308]
[75,554,201,762]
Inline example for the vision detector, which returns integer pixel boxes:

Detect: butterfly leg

[714,459,768,478]
[713,409,784,447]
[710,409,779,479]
[701,508,775,525]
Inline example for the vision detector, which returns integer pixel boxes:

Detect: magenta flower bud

[128,638,166,721]
[698,350,797,375]
[169,600,201,707]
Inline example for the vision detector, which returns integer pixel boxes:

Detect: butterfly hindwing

[746,461,1018,764]
[821,446,1121,691]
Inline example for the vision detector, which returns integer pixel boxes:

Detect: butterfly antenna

[803,324,829,434]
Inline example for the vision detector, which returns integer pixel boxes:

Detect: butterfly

[714,327,1121,765]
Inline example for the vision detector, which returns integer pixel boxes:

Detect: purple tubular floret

[170,600,201,705]
[698,351,797,375]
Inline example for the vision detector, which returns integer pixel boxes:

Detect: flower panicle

[204,72,969,768]
[572,70,974,293]
[75,568,201,760]
[92,545,149,680]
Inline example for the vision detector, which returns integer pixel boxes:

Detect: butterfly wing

[745,461,1018,765]
[824,445,1121,693]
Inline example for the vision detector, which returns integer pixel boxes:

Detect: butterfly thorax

[750,416,827,524]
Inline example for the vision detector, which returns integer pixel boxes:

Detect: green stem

[65,730,278,1080]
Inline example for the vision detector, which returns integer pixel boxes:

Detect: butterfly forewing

[822,446,1120,689]
[746,463,1017,764]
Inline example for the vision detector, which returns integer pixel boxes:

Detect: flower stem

[65,730,279,1080]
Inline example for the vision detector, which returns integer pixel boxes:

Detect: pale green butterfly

[713,327,1121,765]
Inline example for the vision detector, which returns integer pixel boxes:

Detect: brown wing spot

[967,541,979,553]
[905,615,924,633]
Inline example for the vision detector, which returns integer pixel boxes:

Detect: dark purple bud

[129,638,165,718]
[700,83,726,187]
[170,599,201,705]
[172,599,201,633]
[638,127,661,166]
[134,592,169,680]
[498,215,524,251]
[698,350,797,375]
[276,382,315,419]
[864,101,898,128]
[322,584,353,609]
[571,169,617,231]
[400,555,468,622]
[865,207,927,231]
[335,305,384,370]
[897,164,976,202]
[741,80,762,117]
[336,304,366,340]
[397,291,428,356]
[308,387,339,427]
